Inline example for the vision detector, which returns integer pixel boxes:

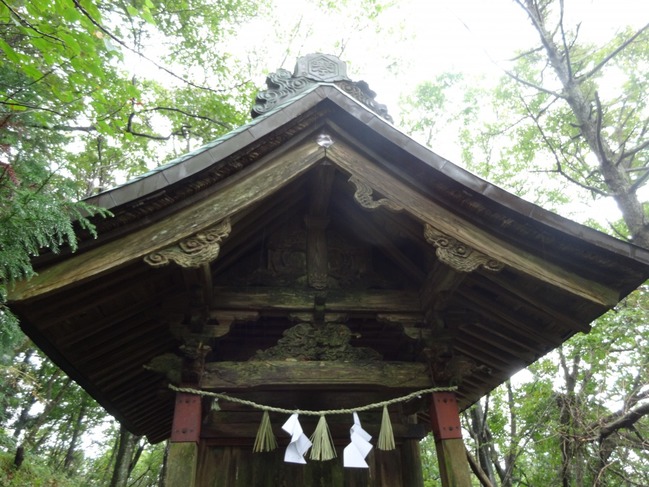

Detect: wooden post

[166,392,202,487]
[429,392,472,487]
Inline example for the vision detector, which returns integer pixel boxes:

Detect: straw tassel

[253,410,277,452]
[309,415,337,461]
[377,405,395,450]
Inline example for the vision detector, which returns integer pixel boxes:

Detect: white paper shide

[282,413,313,464]
[343,412,373,468]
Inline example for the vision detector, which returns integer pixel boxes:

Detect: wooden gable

[8,76,649,449]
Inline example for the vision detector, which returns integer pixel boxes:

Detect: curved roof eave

[84,83,649,265]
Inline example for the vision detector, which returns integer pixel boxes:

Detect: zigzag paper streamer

[282,413,312,464]
[343,412,373,468]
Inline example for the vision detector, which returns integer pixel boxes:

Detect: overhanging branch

[599,402,649,443]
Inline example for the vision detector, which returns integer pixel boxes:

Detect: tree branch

[502,69,566,99]
[0,0,65,45]
[599,402,649,442]
[140,106,231,130]
[578,23,649,82]
[466,446,496,487]
[71,0,238,95]
[520,95,610,197]
[558,0,573,81]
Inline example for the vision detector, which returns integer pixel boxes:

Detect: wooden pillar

[429,392,472,487]
[166,392,202,487]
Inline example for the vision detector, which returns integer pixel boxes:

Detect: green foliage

[456,289,649,486]
[405,3,649,483]
[400,72,574,212]
[0,0,262,485]
[0,450,79,487]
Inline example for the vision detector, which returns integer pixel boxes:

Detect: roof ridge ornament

[252,53,393,123]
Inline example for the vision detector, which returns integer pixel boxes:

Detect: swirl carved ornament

[349,176,403,212]
[144,218,231,269]
[424,224,504,273]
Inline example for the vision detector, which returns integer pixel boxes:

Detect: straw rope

[168,384,456,415]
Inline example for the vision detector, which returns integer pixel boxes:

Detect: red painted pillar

[429,392,471,487]
[167,392,202,486]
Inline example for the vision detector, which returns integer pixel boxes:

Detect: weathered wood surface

[166,442,198,487]
[195,443,420,487]
[9,139,326,301]
[434,438,472,487]
[201,418,427,444]
[201,361,432,390]
[212,287,421,314]
[327,139,619,307]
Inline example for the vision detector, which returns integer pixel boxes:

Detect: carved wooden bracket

[349,176,403,212]
[424,224,504,273]
[144,218,231,269]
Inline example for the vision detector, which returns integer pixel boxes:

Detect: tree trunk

[14,373,73,468]
[158,441,169,487]
[468,404,499,486]
[63,396,89,472]
[109,424,141,487]
[519,0,649,247]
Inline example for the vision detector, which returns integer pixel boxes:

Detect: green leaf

[59,31,82,56]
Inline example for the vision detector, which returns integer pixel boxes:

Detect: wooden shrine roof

[8,62,649,443]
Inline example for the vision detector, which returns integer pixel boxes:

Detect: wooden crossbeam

[200,361,431,390]
[211,287,421,314]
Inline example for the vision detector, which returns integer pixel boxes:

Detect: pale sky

[234,0,648,117]
[128,0,647,223]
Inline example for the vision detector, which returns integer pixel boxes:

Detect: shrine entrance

[9,55,649,486]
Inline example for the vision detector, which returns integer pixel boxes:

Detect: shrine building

[8,54,649,486]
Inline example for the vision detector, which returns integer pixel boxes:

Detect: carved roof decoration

[8,56,649,444]
[252,53,392,122]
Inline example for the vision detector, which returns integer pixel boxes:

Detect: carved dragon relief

[349,176,403,212]
[253,322,381,362]
[424,224,504,273]
[144,218,231,269]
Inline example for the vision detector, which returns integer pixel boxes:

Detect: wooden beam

[326,140,620,308]
[9,139,327,301]
[211,287,421,314]
[420,260,466,324]
[201,419,427,443]
[343,204,426,283]
[309,162,336,216]
[455,285,581,340]
[306,164,336,290]
[200,361,431,390]
[471,271,591,333]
